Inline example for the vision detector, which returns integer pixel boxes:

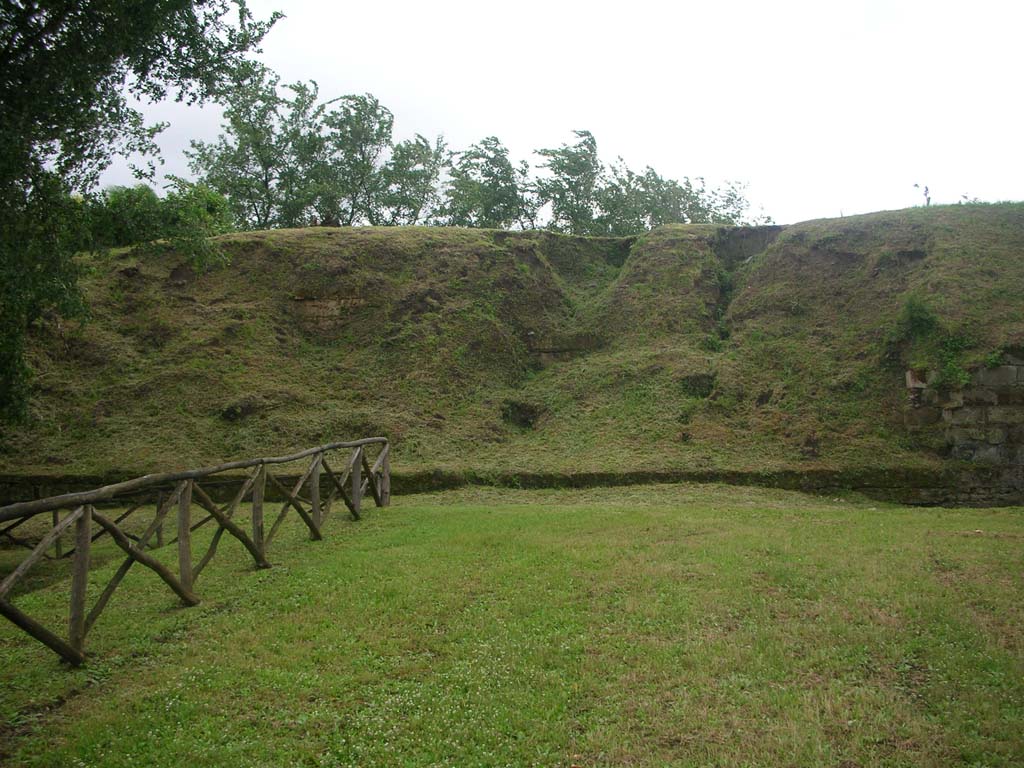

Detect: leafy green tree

[0,0,279,420]
[89,184,165,247]
[88,181,233,257]
[186,62,290,230]
[159,178,235,265]
[276,79,328,227]
[315,94,394,226]
[371,135,449,226]
[535,130,602,235]
[443,137,537,229]
[596,163,758,234]
[0,178,90,420]
[192,81,448,228]
[593,160,649,236]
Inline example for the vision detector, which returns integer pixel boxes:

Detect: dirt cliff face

[2,205,1023,502]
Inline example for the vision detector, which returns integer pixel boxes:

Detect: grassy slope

[1,485,1022,766]
[2,204,1022,483]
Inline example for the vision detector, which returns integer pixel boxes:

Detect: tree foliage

[535,131,767,236]
[184,62,288,230]
[372,135,449,226]
[159,179,235,265]
[596,161,757,235]
[314,94,393,226]
[0,0,277,420]
[0,177,89,420]
[88,184,164,247]
[535,130,603,235]
[88,180,233,261]
[442,137,537,229]
[190,77,447,228]
[191,87,767,238]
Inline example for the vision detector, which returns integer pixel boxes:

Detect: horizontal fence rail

[0,438,390,665]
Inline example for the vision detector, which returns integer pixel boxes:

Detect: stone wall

[903,350,1024,504]
[906,351,1024,502]
[940,358,1024,465]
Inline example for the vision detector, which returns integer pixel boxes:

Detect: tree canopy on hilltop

[0,0,279,419]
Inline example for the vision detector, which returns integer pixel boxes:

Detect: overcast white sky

[102,0,1024,225]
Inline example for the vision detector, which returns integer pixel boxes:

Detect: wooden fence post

[351,447,362,519]
[155,491,165,547]
[381,444,391,507]
[178,480,194,596]
[252,465,266,559]
[310,454,322,539]
[68,505,92,654]
[52,509,62,558]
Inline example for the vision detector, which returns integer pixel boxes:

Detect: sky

[101,0,1024,225]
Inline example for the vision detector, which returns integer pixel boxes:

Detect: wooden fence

[0,438,390,665]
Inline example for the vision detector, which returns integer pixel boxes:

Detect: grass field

[1,484,1022,767]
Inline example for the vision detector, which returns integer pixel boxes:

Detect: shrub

[161,179,234,270]
[889,295,971,390]
[894,294,939,342]
[89,184,163,248]
[88,180,234,270]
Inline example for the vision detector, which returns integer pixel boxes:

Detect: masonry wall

[941,361,1024,465]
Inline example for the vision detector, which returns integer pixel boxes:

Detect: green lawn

[1,484,1022,767]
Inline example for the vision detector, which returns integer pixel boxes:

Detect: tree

[0,177,89,420]
[534,132,768,236]
[443,137,537,229]
[88,181,233,257]
[535,130,602,235]
[0,0,279,420]
[371,135,449,226]
[159,178,235,265]
[315,94,394,226]
[89,184,165,247]
[276,79,328,227]
[186,62,290,230]
[596,163,757,234]
[191,81,448,229]
[594,160,649,236]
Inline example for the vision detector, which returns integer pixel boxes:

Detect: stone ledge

[972,365,1022,388]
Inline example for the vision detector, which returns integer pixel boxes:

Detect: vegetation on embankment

[2,485,1022,766]
[2,203,1022,498]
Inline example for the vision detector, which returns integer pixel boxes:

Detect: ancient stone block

[963,388,998,405]
[906,407,942,427]
[973,365,1020,388]
[950,443,976,461]
[951,442,1009,463]
[985,427,1008,445]
[999,388,1024,405]
[949,406,985,425]
[948,426,986,443]
[987,406,1024,425]
[905,369,927,389]
[970,444,1010,464]
[939,391,963,408]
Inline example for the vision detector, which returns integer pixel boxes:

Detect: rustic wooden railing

[0,438,390,665]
